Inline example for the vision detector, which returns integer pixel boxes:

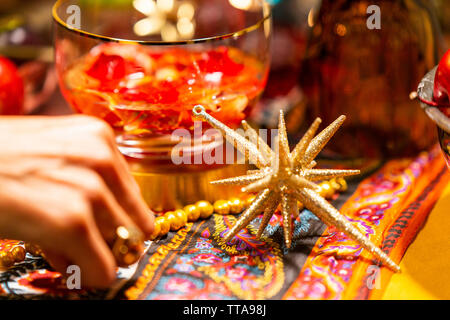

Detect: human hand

[0,115,154,287]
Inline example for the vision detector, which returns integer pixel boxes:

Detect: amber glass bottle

[300,0,443,161]
[432,0,450,47]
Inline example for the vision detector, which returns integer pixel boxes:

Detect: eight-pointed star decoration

[192,105,400,273]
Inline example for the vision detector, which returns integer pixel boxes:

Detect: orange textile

[382,183,450,300]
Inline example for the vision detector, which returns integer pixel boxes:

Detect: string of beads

[0,177,347,268]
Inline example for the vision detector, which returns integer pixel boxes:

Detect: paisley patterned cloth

[123,210,327,300]
[0,147,448,300]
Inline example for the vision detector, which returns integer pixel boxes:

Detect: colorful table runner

[0,147,448,300]
[284,148,448,300]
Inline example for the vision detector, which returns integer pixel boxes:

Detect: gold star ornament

[192,106,400,273]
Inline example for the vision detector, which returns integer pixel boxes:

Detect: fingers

[65,219,118,288]
[92,118,155,238]
[60,117,155,238]
[45,187,117,288]
[37,165,139,242]
[2,179,118,288]
[93,150,154,238]
[35,166,148,286]
[0,115,151,288]
[45,243,116,289]
[106,148,155,238]
[43,249,70,273]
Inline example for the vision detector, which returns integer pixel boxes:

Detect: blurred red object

[0,56,24,115]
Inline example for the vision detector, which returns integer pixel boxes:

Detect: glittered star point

[192,105,400,273]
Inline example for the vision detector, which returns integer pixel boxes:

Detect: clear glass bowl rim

[52,0,272,46]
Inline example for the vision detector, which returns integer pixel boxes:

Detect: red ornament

[416,49,450,117]
[0,56,24,115]
[433,49,450,107]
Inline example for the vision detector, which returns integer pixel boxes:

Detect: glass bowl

[52,0,272,210]
[53,0,271,161]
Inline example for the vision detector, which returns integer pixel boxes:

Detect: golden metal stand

[129,162,249,212]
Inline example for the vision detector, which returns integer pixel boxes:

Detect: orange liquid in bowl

[61,43,268,136]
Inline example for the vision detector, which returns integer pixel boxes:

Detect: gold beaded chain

[0,177,347,269]
[149,177,348,241]
[0,242,43,268]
